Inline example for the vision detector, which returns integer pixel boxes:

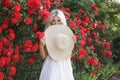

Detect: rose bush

[0,0,114,80]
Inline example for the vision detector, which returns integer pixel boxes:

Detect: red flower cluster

[7,29,15,40]
[8,66,16,76]
[90,4,99,14]
[69,19,76,29]
[23,40,33,52]
[32,25,38,32]
[77,48,88,60]
[37,9,50,22]
[28,54,37,65]
[44,0,51,9]
[0,72,4,80]
[35,31,44,39]
[32,43,39,52]
[25,16,33,25]
[102,49,112,57]
[23,40,39,53]
[27,0,41,14]
[87,56,100,66]
[2,0,13,8]
[11,3,22,25]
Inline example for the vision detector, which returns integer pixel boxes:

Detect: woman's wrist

[39,45,44,48]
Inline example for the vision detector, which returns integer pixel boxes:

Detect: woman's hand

[40,38,46,48]
[72,36,77,44]
[39,38,47,60]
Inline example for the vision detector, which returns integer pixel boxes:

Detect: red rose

[14,46,20,55]
[2,0,13,8]
[87,58,91,65]
[94,36,100,40]
[7,76,13,80]
[28,9,35,14]
[12,12,22,19]
[94,6,99,14]
[25,16,33,25]
[80,39,86,48]
[11,18,19,24]
[8,66,16,76]
[35,31,44,39]
[92,70,97,76]
[0,72,4,80]
[44,0,51,9]
[84,15,90,22]
[97,20,102,25]
[4,18,10,24]
[37,9,50,22]
[14,3,21,12]
[106,51,112,57]
[77,48,88,60]
[3,57,10,66]
[12,54,19,62]
[65,8,70,13]
[28,58,35,65]
[76,15,81,26]
[69,19,76,29]
[0,58,5,68]
[4,48,13,57]
[32,25,38,32]
[57,0,61,3]
[23,40,33,52]
[8,33,15,40]
[91,31,96,35]
[1,37,8,46]
[32,43,38,52]
[87,38,92,43]
[91,59,100,66]
[0,42,3,52]
[90,45,95,50]
[79,10,86,14]
[100,25,104,31]
[31,54,37,59]
[27,0,41,11]
[87,56,100,66]
[8,29,14,33]
[90,4,99,14]
[105,42,110,49]
[99,42,104,47]
[1,23,8,30]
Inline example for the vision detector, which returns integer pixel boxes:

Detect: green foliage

[94,0,120,40]
[74,62,120,80]
[14,57,43,80]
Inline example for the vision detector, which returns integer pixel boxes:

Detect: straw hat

[45,25,74,61]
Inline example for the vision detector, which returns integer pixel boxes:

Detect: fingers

[40,38,45,47]
[72,36,76,43]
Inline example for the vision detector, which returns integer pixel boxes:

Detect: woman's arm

[39,39,47,60]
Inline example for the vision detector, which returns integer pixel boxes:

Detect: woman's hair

[45,9,67,29]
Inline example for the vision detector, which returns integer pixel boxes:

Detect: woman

[39,9,75,80]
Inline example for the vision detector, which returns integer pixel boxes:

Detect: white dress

[39,55,74,80]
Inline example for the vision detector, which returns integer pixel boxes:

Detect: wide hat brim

[45,25,74,61]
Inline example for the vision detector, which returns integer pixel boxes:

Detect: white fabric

[39,55,74,80]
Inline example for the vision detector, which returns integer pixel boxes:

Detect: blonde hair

[45,9,67,29]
